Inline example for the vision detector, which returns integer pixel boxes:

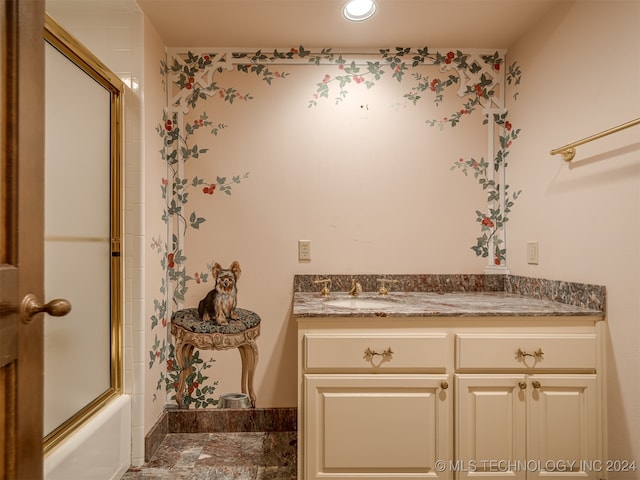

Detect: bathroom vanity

[294,276,606,480]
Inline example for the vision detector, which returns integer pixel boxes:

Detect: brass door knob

[532,381,541,389]
[20,293,71,324]
[440,381,449,390]
[518,381,527,390]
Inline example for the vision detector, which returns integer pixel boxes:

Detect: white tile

[108,49,133,77]
[133,298,145,327]
[132,202,144,234]
[109,26,132,51]
[131,393,144,425]
[130,424,145,465]
[133,361,145,395]
[132,267,144,301]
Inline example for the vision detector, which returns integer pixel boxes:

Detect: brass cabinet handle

[20,293,71,324]
[364,347,393,362]
[532,381,541,389]
[515,348,544,361]
[518,381,527,390]
[440,381,449,390]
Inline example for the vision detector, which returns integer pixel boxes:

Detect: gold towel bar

[550,117,640,162]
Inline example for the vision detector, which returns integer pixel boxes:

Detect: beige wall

[507,0,640,466]
[163,55,498,409]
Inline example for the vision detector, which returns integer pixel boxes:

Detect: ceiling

[135,0,561,50]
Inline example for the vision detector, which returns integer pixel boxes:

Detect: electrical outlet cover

[298,240,311,261]
[527,241,539,265]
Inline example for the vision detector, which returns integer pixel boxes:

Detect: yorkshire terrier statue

[198,260,241,325]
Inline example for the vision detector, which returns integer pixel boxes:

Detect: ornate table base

[170,308,260,408]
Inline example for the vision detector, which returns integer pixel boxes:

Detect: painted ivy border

[152,46,522,407]
[164,46,520,270]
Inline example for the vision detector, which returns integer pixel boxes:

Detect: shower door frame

[42,14,124,454]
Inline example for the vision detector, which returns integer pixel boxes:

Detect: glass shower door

[43,16,123,450]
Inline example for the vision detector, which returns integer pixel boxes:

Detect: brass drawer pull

[532,381,541,389]
[364,347,393,362]
[440,381,449,390]
[515,348,544,361]
[518,381,527,390]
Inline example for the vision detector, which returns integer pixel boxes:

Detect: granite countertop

[293,291,605,318]
[293,274,606,318]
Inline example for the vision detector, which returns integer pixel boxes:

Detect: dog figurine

[198,261,241,325]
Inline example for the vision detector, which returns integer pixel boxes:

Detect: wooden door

[455,374,527,479]
[1,1,69,478]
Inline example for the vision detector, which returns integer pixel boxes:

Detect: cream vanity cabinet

[455,333,601,479]
[297,321,453,479]
[297,316,605,480]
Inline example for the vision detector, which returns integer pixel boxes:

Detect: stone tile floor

[121,431,297,480]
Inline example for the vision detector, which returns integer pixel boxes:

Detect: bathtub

[44,394,131,480]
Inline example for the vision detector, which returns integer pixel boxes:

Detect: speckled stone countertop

[293,274,606,318]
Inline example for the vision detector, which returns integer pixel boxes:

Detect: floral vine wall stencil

[150,46,523,407]
[451,112,522,264]
[304,47,522,267]
[308,48,505,124]
[149,50,290,406]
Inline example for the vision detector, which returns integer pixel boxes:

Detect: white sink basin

[324,298,397,310]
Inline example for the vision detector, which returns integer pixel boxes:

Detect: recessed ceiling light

[343,0,377,22]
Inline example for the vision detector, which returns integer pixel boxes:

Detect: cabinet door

[527,374,598,479]
[455,375,527,479]
[304,373,451,479]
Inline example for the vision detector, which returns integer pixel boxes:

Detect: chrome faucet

[348,279,362,296]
